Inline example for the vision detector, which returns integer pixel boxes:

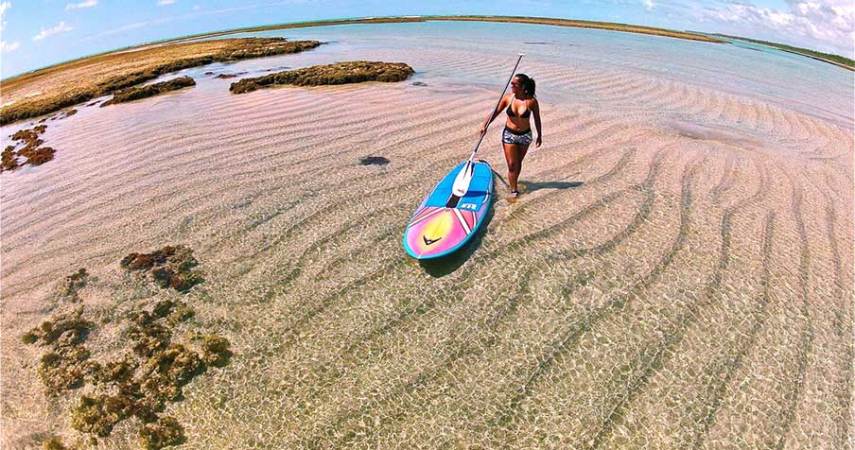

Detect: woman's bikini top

[506,98,531,118]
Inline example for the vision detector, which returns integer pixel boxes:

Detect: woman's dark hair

[515,73,536,97]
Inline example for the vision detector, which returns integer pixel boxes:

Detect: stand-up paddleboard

[402,161,493,259]
[402,53,523,260]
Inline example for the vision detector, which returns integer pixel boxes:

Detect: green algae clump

[23,308,93,347]
[152,299,195,325]
[42,436,69,450]
[200,335,231,367]
[143,343,204,386]
[101,76,196,107]
[24,307,97,395]
[230,60,415,94]
[25,265,230,448]
[60,268,89,298]
[37,347,94,394]
[139,416,185,450]
[71,394,135,437]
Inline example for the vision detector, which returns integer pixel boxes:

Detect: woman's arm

[480,94,510,134]
[532,99,543,148]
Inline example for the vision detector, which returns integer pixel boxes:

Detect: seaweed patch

[139,417,185,450]
[59,268,89,301]
[229,61,415,94]
[2,124,56,173]
[121,245,203,292]
[22,307,96,396]
[24,259,231,449]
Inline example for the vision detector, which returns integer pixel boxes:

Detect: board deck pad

[403,161,493,259]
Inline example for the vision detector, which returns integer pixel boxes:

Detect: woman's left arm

[532,100,543,148]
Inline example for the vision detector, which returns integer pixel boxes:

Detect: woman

[480,73,542,198]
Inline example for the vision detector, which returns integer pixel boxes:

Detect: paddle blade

[451,161,475,197]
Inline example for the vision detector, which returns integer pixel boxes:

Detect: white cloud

[33,21,73,41]
[643,0,655,11]
[66,0,97,10]
[1,40,19,53]
[691,0,854,56]
[157,0,176,5]
[0,1,10,33]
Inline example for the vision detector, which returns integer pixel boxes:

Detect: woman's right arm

[480,94,509,134]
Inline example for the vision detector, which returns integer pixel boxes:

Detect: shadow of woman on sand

[520,180,583,192]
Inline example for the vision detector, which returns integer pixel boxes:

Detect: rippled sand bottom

[2,46,853,449]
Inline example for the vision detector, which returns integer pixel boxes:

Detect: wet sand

[1,24,853,449]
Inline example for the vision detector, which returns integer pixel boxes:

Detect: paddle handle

[469,52,525,162]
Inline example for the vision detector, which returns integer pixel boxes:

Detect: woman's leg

[503,142,530,192]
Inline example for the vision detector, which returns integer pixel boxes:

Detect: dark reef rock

[3,124,56,172]
[230,61,414,94]
[101,76,196,107]
[1,37,322,125]
[214,72,247,79]
[359,155,390,166]
[120,245,203,292]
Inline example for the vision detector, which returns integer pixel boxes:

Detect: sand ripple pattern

[2,33,853,449]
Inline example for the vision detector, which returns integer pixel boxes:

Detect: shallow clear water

[213,21,853,127]
[3,20,853,450]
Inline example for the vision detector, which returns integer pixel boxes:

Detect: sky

[0,0,853,79]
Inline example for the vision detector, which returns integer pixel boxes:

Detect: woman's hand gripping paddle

[447,53,525,208]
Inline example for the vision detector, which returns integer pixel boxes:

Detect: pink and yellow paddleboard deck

[403,161,493,259]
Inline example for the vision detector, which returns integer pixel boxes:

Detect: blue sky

[1,0,853,79]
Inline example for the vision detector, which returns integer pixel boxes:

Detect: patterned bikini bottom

[502,127,533,146]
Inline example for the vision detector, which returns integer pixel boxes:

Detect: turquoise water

[208,20,852,128]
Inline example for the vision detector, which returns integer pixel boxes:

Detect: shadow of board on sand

[417,174,584,277]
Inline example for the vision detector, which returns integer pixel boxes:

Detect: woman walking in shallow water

[480,73,542,197]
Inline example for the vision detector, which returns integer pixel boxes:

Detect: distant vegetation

[162,15,725,44]
[713,34,853,70]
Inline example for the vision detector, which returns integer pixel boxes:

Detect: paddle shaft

[468,53,525,162]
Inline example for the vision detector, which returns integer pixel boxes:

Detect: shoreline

[3,15,725,85]
[161,15,725,45]
[6,15,851,87]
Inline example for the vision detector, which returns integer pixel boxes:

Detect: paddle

[447,53,525,207]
